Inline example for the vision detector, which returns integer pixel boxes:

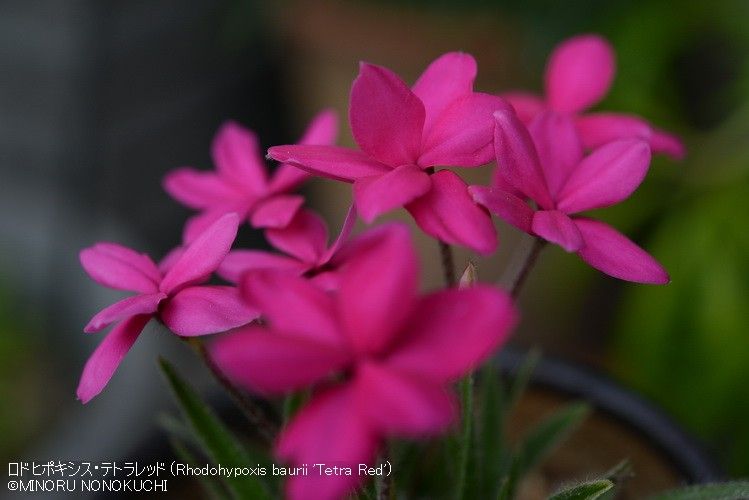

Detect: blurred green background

[1,0,746,487]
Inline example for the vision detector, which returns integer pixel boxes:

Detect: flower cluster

[213,225,516,498]
[77,34,681,499]
[77,214,258,403]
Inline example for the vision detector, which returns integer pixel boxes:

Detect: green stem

[500,236,546,298]
[187,337,278,443]
[455,374,474,500]
[438,240,457,287]
[376,449,393,500]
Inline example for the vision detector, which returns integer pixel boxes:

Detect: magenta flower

[77,213,258,403]
[210,224,517,499]
[501,34,685,160]
[163,110,338,243]
[218,205,357,290]
[268,53,508,254]
[470,109,669,284]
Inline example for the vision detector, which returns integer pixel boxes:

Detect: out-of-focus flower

[470,109,669,284]
[163,110,338,243]
[218,205,357,290]
[210,224,517,499]
[268,53,508,254]
[501,34,685,160]
[77,213,257,403]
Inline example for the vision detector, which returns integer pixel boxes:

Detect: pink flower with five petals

[210,224,517,499]
[268,53,509,254]
[163,110,338,243]
[501,34,685,160]
[77,213,258,403]
[218,205,357,290]
[470,108,669,284]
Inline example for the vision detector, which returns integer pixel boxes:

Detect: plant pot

[498,347,723,499]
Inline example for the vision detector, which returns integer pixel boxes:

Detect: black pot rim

[497,346,724,483]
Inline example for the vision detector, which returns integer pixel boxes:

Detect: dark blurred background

[1,0,747,493]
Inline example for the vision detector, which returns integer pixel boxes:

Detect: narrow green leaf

[476,362,506,498]
[358,479,377,500]
[374,473,386,500]
[158,413,197,446]
[545,460,632,500]
[454,374,475,499]
[549,479,614,500]
[648,480,749,500]
[515,402,590,477]
[601,459,634,488]
[159,358,272,500]
[497,478,511,500]
[507,349,541,411]
[496,457,520,500]
[169,437,231,500]
[282,390,308,425]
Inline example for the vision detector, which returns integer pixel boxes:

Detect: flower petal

[90,243,161,281]
[337,224,418,356]
[160,286,258,336]
[211,121,268,194]
[545,34,616,113]
[491,167,526,200]
[270,109,339,193]
[269,164,310,197]
[267,145,389,183]
[650,127,686,160]
[575,112,652,150]
[249,194,305,229]
[218,250,308,283]
[265,209,329,264]
[501,91,545,124]
[577,113,686,159]
[299,108,339,146]
[412,52,476,135]
[350,62,425,166]
[210,325,350,395]
[355,363,457,437]
[353,165,431,223]
[493,109,554,209]
[160,213,240,294]
[84,292,164,332]
[419,93,510,168]
[406,170,497,255]
[531,210,583,252]
[80,244,160,294]
[158,246,185,275]
[277,386,379,500]
[162,168,243,210]
[182,206,247,245]
[309,271,340,291]
[469,185,534,233]
[321,203,358,264]
[528,111,584,198]
[386,286,517,382]
[241,269,342,347]
[575,218,669,284]
[77,314,150,403]
[557,139,651,214]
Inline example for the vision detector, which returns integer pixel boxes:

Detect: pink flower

[470,109,669,284]
[210,224,517,499]
[163,110,338,243]
[501,34,685,160]
[267,53,508,254]
[77,213,258,403]
[218,205,357,290]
